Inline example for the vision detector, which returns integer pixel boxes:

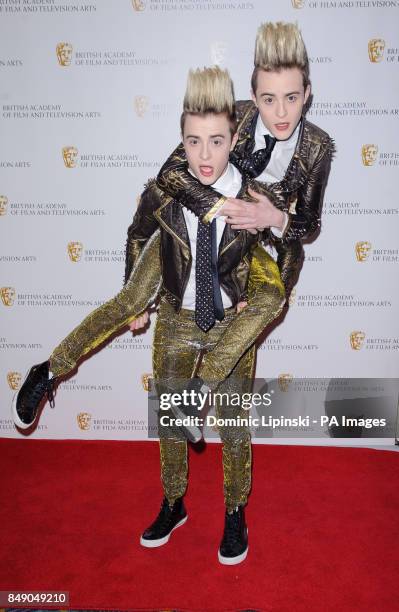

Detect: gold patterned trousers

[50,231,162,376]
[154,299,255,512]
[50,231,285,383]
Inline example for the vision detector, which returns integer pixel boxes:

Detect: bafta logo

[361,144,378,166]
[0,195,8,216]
[350,331,365,351]
[7,372,22,390]
[368,39,385,63]
[292,0,305,7]
[56,42,73,66]
[1,287,16,306]
[210,41,227,66]
[77,412,92,430]
[355,241,372,262]
[288,287,296,306]
[141,373,153,392]
[278,373,293,392]
[62,146,78,168]
[134,95,149,118]
[131,0,145,10]
[67,241,83,262]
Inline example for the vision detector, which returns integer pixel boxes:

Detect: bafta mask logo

[1,287,16,306]
[0,195,8,216]
[56,42,73,67]
[77,412,92,430]
[141,373,153,392]
[278,373,293,392]
[350,331,366,351]
[361,144,378,166]
[67,241,83,262]
[62,146,78,168]
[134,95,149,118]
[131,0,145,10]
[210,41,227,66]
[355,241,372,262]
[368,39,385,63]
[292,0,305,7]
[288,287,296,306]
[7,371,22,390]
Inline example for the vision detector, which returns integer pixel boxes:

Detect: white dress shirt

[253,116,301,237]
[182,163,242,310]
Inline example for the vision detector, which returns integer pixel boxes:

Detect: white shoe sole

[11,369,33,429]
[140,514,188,548]
[218,528,249,565]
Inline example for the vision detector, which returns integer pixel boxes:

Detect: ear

[230,132,239,151]
[251,89,257,107]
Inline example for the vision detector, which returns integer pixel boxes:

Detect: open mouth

[199,166,214,177]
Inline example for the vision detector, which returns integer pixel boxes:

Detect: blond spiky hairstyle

[181,66,236,135]
[252,21,310,92]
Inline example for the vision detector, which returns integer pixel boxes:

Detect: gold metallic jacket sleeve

[156,142,226,223]
[124,180,162,283]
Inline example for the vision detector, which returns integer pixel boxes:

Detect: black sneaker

[140,496,187,548]
[11,361,57,430]
[218,505,248,565]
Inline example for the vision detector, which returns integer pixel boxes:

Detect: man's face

[183,113,237,186]
[252,67,310,140]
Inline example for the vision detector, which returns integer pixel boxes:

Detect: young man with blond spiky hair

[127,66,285,564]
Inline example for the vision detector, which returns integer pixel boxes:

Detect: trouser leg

[153,301,201,505]
[154,301,256,509]
[199,244,285,386]
[215,345,255,511]
[159,439,188,505]
[50,230,162,377]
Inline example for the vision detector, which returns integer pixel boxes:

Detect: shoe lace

[28,378,56,409]
[151,498,174,530]
[223,510,241,545]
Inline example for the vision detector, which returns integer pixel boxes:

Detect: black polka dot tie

[195,219,224,332]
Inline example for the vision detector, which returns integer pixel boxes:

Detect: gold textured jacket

[156,100,335,294]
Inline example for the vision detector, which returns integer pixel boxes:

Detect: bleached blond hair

[252,21,310,92]
[180,66,236,135]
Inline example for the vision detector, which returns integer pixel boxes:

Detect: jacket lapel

[154,197,191,254]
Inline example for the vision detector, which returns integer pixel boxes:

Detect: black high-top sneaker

[165,377,209,444]
[11,361,58,430]
[218,505,248,565]
[140,496,187,548]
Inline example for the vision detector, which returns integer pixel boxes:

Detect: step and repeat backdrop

[1,0,398,442]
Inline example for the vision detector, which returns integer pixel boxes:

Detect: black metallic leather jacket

[125,179,259,311]
[156,100,335,295]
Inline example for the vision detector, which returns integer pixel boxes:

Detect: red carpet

[1,438,398,612]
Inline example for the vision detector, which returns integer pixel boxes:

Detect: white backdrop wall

[1,0,398,442]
